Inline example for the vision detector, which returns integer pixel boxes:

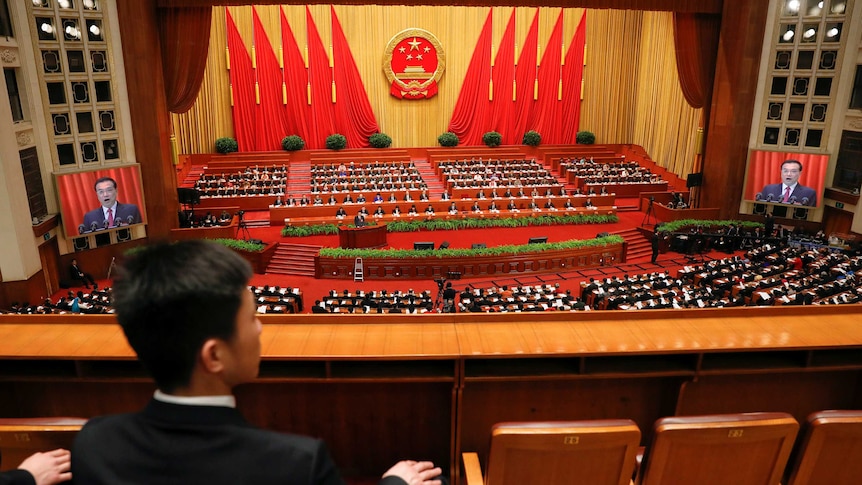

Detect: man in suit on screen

[759,160,817,206]
[71,241,443,485]
[81,177,142,233]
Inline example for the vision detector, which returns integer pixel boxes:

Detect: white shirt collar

[154,390,236,408]
[102,202,118,218]
[782,182,798,192]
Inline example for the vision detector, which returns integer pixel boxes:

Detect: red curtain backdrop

[56,166,146,236]
[448,10,494,146]
[330,6,380,149]
[491,10,516,144]
[253,8,289,151]
[527,11,564,144]
[744,151,829,204]
[280,8,311,143]
[158,6,212,113]
[513,11,539,146]
[305,6,336,148]
[673,12,721,109]
[226,9,256,152]
[561,12,587,143]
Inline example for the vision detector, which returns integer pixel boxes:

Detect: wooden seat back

[786,410,862,485]
[639,412,798,485]
[463,420,641,485]
[0,418,86,471]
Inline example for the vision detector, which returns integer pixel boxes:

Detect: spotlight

[782,30,795,41]
[59,0,71,9]
[826,27,839,38]
[83,0,96,8]
[803,28,816,39]
[40,22,54,34]
[89,24,100,36]
[32,0,42,6]
[65,25,80,39]
[787,0,800,12]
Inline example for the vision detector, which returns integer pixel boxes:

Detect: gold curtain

[171,5,698,178]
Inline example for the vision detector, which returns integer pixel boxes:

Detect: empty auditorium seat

[786,410,862,485]
[0,417,87,471]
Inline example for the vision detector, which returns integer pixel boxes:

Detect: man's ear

[199,338,226,374]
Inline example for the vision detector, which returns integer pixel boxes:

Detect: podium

[339,224,387,249]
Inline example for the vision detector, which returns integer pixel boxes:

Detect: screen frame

[743,150,828,208]
[55,165,147,238]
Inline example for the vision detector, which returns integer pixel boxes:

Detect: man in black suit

[81,177,142,233]
[72,241,443,485]
[69,258,97,289]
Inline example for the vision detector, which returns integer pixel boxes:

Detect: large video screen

[744,150,828,207]
[56,165,147,237]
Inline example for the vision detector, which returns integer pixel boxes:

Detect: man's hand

[18,449,72,485]
[382,460,443,485]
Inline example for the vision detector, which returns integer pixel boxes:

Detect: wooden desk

[338,224,387,249]
[2,305,861,484]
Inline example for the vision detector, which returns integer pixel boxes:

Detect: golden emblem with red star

[383,28,445,99]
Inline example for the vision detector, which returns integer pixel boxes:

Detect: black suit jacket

[81,202,142,232]
[0,470,34,485]
[72,399,407,485]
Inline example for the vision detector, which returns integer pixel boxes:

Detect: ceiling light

[787,0,800,12]
[59,0,71,8]
[83,0,96,8]
[803,28,816,39]
[32,0,42,6]
[826,27,839,38]
[783,30,795,41]
[818,1,824,8]
[89,24,101,36]
[40,22,54,34]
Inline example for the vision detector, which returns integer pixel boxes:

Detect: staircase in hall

[613,227,652,262]
[266,243,321,276]
[411,158,446,198]
[286,161,311,197]
[181,166,204,188]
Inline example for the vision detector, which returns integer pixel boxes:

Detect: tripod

[642,197,657,227]
[237,211,251,240]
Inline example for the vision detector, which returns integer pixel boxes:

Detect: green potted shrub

[281,135,304,151]
[325,134,347,150]
[576,130,596,145]
[437,131,459,147]
[483,131,502,148]
[368,133,392,148]
[523,130,541,147]
[215,137,238,154]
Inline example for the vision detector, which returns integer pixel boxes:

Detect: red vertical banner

[253,7,288,151]
[331,6,379,149]
[305,6,336,148]
[491,10,516,144]
[561,12,586,144]
[280,8,311,144]
[528,11,564,144]
[225,8,256,152]
[448,9,493,146]
[513,10,539,146]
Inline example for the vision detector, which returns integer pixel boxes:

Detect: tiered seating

[309,160,427,195]
[457,284,589,312]
[561,156,668,197]
[313,289,434,313]
[436,158,562,199]
[195,165,287,198]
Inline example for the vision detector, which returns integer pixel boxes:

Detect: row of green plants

[282,213,618,237]
[123,238,266,256]
[215,130,597,153]
[319,234,624,260]
[658,219,764,233]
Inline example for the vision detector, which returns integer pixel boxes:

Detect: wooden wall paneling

[38,237,60,297]
[701,0,770,218]
[116,0,178,239]
[823,205,854,236]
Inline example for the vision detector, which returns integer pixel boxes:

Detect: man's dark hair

[94,176,117,191]
[113,240,252,393]
[781,159,803,171]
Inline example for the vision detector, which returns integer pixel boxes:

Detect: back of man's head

[113,240,252,393]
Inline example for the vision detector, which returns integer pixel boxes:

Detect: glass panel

[830,1,847,14]
[764,127,780,145]
[57,0,74,9]
[824,23,842,42]
[76,112,94,133]
[820,51,837,69]
[806,129,823,148]
[52,113,70,135]
[779,24,796,43]
[815,77,832,96]
[35,17,56,41]
[98,110,114,131]
[94,81,111,102]
[103,139,118,159]
[785,128,800,146]
[80,142,98,163]
[767,103,784,120]
[805,1,823,16]
[57,143,76,165]
[788,103,805,121]
[82,0,98,10]
[771,77,788,95]
[782,0,801,16]
[42,51,62,73]
[47,82,66,104]
[793,77,809,96]
[796,51,814,69]
[67,51,85,72]
[71,81,89,103]
[775,51,792,69]
[90,51,108,72]
[810,104,827,122]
